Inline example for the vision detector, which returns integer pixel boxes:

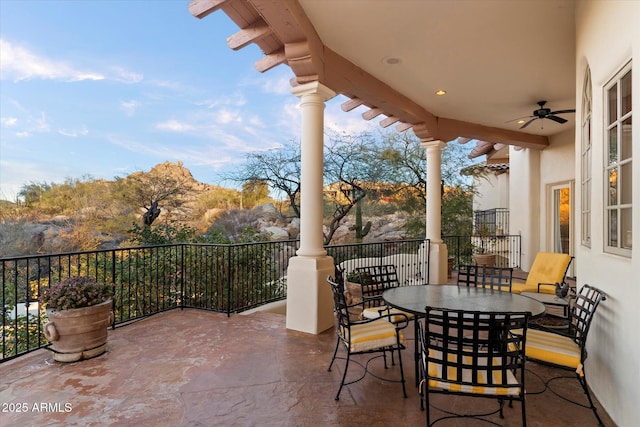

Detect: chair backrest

[327,275,351,335]
[457,264,480,287]
[571,284,606,359]
[525,252,573,287]
[458,265,513,292]
[422,306,530,391]
[347,264,400,309]
[482,266,513,292]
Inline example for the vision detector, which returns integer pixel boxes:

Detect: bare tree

[225,143,302,217]
[115,167,189,226]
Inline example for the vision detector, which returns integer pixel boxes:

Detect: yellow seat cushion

[516,328,583,375]
[426,350,521,396]
[362,306,415,322]
[511,282,556,294]
[344,318,405,353]
[512,252,571,294]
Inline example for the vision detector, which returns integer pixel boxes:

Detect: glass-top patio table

[383,284,546,384]
[383,284,547,317]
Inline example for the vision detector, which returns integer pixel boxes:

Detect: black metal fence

[1,239,426,362]
[0,240,299,362]
[443,234,521,269]
[1,236,518,362]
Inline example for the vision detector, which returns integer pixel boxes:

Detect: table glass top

[383,284,546,317]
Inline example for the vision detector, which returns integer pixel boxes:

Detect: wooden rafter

[192,0,551,150]
[227,20,272,51]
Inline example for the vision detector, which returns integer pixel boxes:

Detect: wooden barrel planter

[44,300,114,362]
[472,253,496,267]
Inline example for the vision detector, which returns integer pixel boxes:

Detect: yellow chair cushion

[426,350,521,396]
[362,306,415,322]
[517,328,583,375]
[345,318,405,353]
[512,252,571,294]
[511,282,556,294]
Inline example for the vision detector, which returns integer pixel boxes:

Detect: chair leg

[327,336,340,372]
[577,373,605,427]
[335,349,351,400]
[396,342,407,398]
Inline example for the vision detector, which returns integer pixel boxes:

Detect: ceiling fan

[509,101,575,129]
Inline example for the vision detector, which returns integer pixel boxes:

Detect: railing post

[226,245,232,317]
[180,244,185,310]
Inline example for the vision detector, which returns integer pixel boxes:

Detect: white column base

[427,241,448,285]
[285,255,335,334]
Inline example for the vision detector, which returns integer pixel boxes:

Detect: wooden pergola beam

[188,0,229,19]
[227,20,272,51]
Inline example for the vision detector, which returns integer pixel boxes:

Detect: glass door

[550,183,573,275]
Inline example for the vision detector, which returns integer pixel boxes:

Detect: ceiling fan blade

[549,109,576,115]
[505,115,533,124]
[519,118,537,129]
[546,115,568,124]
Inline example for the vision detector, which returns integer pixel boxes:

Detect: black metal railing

[1,239,427,361]
[327,239,429,285]
[473,208,509,235]
[443,234,521,270]
[1,236,518,362]
[0,240,300,362]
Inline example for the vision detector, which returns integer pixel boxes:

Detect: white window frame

[604,61,632,256]
[581,67,592,247]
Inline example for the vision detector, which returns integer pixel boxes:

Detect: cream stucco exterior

[573,2,640,425]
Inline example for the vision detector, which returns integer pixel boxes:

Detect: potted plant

[39,276,114,362]
[472,224,497,267]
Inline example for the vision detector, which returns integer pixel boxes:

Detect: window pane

[622,208,632,249]
[608,168,618,205]
[608,210,618,247]
[608,126,618,164]
[622,162,632,205]
[608,82,618,125]
[621,117,632,160]
[621,70,632,116]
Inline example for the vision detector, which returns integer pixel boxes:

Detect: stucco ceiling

[190,0,577,149]
[298,0,577,138]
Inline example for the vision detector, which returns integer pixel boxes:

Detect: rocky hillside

[0,161,412,258]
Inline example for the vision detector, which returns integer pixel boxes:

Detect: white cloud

[0,39,104,82]
[155,119,194,132]
[196,93,247,109]
[58,125,88,138]
[120,100,140,116]
[109,66,143,84]
[1,117,18,127]
[262,76,292,95]
[217,109,242,124]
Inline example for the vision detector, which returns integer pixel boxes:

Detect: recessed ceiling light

[383,56,401,65]
[517,120,526,124]
[435,90,447,96]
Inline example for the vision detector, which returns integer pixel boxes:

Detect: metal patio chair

[419,306,530,426]
[326,275,408,400]
[519,284,607,426]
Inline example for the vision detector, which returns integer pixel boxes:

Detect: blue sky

[0,0,376,201]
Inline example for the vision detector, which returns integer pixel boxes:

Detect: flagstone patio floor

[1,307,615,426]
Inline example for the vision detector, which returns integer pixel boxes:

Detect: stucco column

[421,140,448,284]
[286,81,336,334]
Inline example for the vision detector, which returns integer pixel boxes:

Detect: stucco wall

[574,2,640,426]
[508,147,540,270]
[472,173,509,212]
